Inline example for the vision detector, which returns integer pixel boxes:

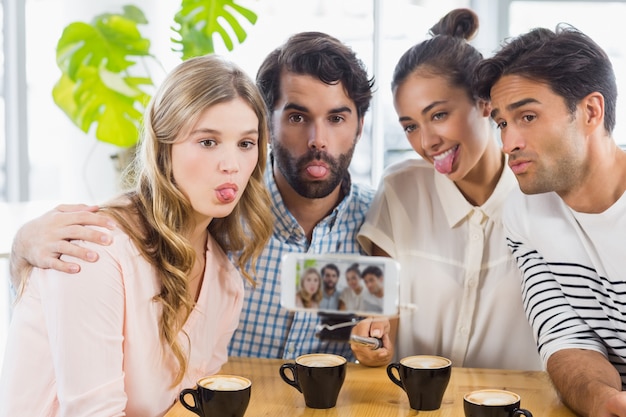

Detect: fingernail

[86,251,98,261]
[69,265,80,273]
[100,235,111,244]
[372,329,382,338]
[107,220,116,229]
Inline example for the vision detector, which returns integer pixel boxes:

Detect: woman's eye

[496,121,507,130]
[432,112,447,121]
[403,124,417,133]
[200,139,217,147]
[522,114,536,123]
[240,140,257,149]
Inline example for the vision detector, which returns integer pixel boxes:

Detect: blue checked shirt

[227,163,374,361]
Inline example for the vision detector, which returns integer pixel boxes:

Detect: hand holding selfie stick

[349,334,383,350]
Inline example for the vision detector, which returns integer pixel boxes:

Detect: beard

[272,142,356,199]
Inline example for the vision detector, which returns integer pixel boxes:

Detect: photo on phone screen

[280,253,400,316]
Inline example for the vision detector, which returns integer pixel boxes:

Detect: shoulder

[504,189,567,221]
[350,181,375,203]
[65,223,139,264]
[503,188,571,238]
[381,158,434,185]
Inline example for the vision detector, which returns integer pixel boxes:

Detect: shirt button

[467,278,478,288]
[459,327,469,336]
[471,234,480,241]
[287,343,295,353]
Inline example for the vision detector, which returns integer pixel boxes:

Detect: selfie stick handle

[349,335,383,350]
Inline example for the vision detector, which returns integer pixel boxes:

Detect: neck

[561,140,626,213]
[455,141,504,206]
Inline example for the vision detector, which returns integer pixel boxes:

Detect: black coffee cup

[464,389,533,417]
[279,353,347,409]
[179,374,251,417]
[387,355,451,411]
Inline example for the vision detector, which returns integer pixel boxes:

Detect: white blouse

[358,158,541,370]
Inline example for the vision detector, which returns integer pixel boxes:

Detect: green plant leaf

[172,0,258,59]
[56,7,152,80]
[53,5,154,147]
[53,58,152,147]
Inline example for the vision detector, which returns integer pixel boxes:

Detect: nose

[420,124,442,152]
[500,127,525,155]
[218,147,240,173]
[307,120,328,150]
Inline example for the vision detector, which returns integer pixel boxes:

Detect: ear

[478,99,492,118]
[580,92,605,133]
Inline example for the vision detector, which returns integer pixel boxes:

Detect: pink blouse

[0,226,244,417]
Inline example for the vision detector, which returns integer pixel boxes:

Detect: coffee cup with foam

[463,389,533,417]
[179,374,251,417]
[279,353,347,409]
[387,355,452,411]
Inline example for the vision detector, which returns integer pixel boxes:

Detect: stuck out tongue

[306,165,328,178]
[217,188,236,203]
[434,149,456,175]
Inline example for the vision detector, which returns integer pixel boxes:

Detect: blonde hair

[298,267,323,307]
[104,55,273,386]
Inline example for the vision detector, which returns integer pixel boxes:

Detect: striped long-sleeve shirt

[503,188,626,387]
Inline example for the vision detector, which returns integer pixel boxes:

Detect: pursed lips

[508,158,531,175]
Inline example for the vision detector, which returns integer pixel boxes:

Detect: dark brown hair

[256,31,374,120]
[392,8,483,102]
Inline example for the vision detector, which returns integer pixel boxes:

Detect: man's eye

[496,121,507,130]
[289,114,304,123]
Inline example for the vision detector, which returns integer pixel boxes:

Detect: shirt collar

[435,155,517,228]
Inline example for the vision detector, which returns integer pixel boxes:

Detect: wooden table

[165,357,575,416]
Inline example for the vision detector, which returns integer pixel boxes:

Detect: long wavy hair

[103,55,273,386]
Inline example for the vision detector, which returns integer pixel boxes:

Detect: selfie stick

[349,335,383,350]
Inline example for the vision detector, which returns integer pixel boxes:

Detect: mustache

[296,150,334,166]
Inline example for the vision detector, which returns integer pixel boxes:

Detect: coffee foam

[401,355,451,369]
[199,375,251,391]
[464,389,520,406]
[297,353,347,367]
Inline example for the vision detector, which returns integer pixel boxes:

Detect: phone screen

[280,253,400,316]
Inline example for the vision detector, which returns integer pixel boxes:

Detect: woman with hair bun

[353,9,541,371]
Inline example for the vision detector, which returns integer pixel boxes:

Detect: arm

[547,349,626,417]
[37,236,127,416]
[9,204,115,287]
[351,244,396,367]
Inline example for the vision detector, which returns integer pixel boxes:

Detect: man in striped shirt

[475,25,626,417]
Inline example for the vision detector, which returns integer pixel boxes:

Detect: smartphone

[280,253,400,316]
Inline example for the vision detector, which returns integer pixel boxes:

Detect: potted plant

[52,0,258,179]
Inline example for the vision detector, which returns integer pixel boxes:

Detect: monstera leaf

[52,5,154,147]
[52,1,258,148]
[173,0,258,59]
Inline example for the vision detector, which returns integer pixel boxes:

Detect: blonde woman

[295,267,323,309]
[0,55,273,416]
